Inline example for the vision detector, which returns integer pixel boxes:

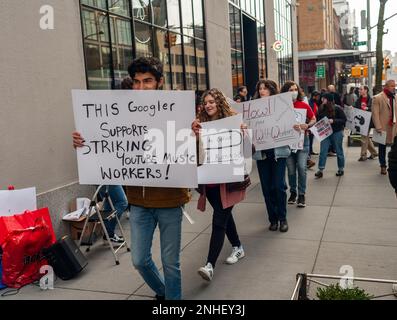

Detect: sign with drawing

[198,114,245,184]
[290,109,307,150]
[351,109,372,135]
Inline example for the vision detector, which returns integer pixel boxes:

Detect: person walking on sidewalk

[281,81,316,208]
[354,85,378,162]
[308,91,321,157]
[192,89,248,282]
[252,80,291,232]
[315,93,347,179]
[372,80,397,175]
[73,57,190,300]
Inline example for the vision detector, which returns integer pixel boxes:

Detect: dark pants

[389,170,397,192]
[206,187,241,268]
[379,144,387,168]
[257,157,288,224]
[309,133,315,155]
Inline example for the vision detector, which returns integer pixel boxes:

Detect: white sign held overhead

[72,90,198,188]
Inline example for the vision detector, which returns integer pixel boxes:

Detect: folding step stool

[78,185,130,265]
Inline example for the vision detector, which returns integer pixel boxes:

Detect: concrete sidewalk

[2,141,397,300]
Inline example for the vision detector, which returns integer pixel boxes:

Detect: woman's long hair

[280,80,304,101]
[253,80,279,99]
[198,88,237,122]
[321,100,336,119]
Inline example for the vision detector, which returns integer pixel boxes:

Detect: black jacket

[388,136,397,191]
[317,104,347,133]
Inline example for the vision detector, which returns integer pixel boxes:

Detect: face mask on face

[291,91,299,100]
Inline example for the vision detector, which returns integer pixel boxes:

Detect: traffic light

[351,65,368,78]
[384,57,391,70]
[164,33,177,48]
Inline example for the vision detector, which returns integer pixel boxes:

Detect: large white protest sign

[344,105,355,132]
[310,117,333,143]
[233,93,299,151]
[351,109,372,135]
[198,114,245,184]
[0,187,37,217]
[72,90,198,188]
[290,109,307,150]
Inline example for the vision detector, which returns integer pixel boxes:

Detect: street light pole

[367,0,373,93]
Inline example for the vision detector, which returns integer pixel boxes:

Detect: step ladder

[78,185,130,265]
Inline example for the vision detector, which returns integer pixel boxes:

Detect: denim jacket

[253,145,291,161]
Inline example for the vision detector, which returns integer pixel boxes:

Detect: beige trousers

[361,135,378,157]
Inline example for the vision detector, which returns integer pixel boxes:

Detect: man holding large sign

[73,57,191,300]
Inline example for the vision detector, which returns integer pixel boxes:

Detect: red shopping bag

[0,208,56,246]
[0,208,56,288]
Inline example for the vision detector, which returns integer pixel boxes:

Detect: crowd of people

[72,56,397,300]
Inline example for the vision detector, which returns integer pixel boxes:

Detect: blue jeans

[130,206,183,300]
[318,131,345,171]
[287,136,310,195]
[379,143,387,168]
[99,185,128,237]
[257,156,288,224]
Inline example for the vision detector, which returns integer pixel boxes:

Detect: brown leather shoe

[381,167,387,175]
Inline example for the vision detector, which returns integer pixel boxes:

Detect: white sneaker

[225,246,245,265]
[198,263,214,281]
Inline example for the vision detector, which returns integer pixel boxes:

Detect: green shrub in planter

[317,284,373,300]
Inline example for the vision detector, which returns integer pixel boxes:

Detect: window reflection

[274,0,294,85]
[108,0,130,16]
[154,29,172,89]
[132,0,150,23]
[184,36,197,90]
[135,22,152,57]
[81,0,208,90]
[152,0,167,27]
[167,0,181,33]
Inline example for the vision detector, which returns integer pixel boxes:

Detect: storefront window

[229,0,266,95]
[81,0,208,90]
[274,0,294,85]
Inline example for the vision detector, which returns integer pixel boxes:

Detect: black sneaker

[279,221,289,233]
[315,171,323,179]
[269,223,279,232]
[297,195,306,208]
[288,192,297,205]
[336,171,344,177]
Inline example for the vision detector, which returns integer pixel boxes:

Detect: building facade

[1,0,298,236]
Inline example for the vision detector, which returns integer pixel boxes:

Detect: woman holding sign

[252,80,291,233]
[315,93,347,179]
[281,81,316,209]
[192,89,248,282]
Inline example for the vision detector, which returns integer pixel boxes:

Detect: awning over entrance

[298,49,362,61]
